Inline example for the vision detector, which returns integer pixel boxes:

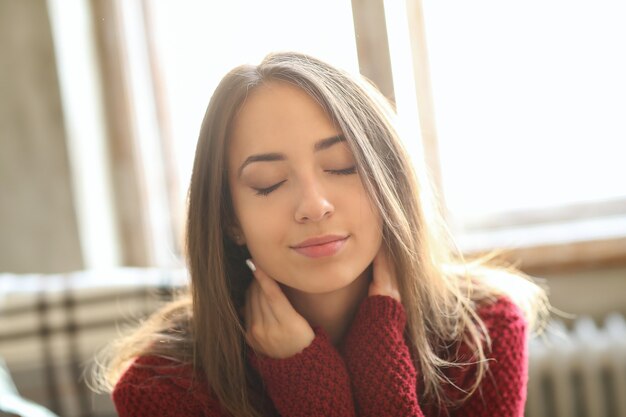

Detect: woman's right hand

[244,259,315,359]
[368,246,401,302]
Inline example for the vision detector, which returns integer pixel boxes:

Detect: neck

[281,266,372,346]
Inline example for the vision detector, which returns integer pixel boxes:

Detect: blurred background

[1,0,625,416]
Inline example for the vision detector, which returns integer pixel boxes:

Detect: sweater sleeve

[341,295,424,417]
[112,356,226,417]
[249,326,356,417]
[449,297,529,417]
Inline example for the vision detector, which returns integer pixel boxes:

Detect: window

[416,0,626,270]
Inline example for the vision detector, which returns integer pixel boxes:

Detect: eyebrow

[237,134,346,178]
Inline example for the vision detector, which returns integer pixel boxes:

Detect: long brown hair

[95,51,549,416]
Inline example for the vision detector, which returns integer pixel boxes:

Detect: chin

[287,264,370,295]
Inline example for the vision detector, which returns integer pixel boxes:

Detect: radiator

[526,313,626,417]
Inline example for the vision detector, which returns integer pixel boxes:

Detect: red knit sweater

[113,295,528,416]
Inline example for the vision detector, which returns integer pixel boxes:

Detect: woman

[99,52,548,417]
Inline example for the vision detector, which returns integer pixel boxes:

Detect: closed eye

[327,166,357,176]
[253,180,287,196]
[253,166,357,197]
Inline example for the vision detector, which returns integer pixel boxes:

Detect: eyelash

[253,166,357,196]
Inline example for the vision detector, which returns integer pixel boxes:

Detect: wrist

[359,295,407,332]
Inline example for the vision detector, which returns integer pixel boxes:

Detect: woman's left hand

[368,246,401,302]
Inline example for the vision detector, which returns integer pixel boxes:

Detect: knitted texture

[341,296,421,416]
[113,296,528,417]
[249,327,356,416]
[112,355,223,416]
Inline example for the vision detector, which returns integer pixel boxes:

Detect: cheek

[236,198,288,256]
[340,183,383,253]
[362,208,383,250]
[353,184,382,229]
[358,192,384,252]
[242,218,292,286]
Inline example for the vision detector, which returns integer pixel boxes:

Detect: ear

[228,225,246,246]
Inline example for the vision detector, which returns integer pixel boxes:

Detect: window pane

[421,1,626,222]
[147,1,359,206]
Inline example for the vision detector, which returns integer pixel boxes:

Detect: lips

[291,235,349,258]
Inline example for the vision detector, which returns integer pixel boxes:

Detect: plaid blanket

[0,268,187,417]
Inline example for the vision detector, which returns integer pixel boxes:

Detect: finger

[247,259,297,322]
[254,277,278,325]
[372,247,401,301]
[249,281,263,330]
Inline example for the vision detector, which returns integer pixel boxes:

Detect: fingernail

[246,259,256,272]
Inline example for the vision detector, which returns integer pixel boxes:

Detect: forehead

[236,81,328,124]
[228,82,339,154]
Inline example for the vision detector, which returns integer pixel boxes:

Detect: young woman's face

[227,81,382,294]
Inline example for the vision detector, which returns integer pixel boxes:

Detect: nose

[294,177,335,223]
